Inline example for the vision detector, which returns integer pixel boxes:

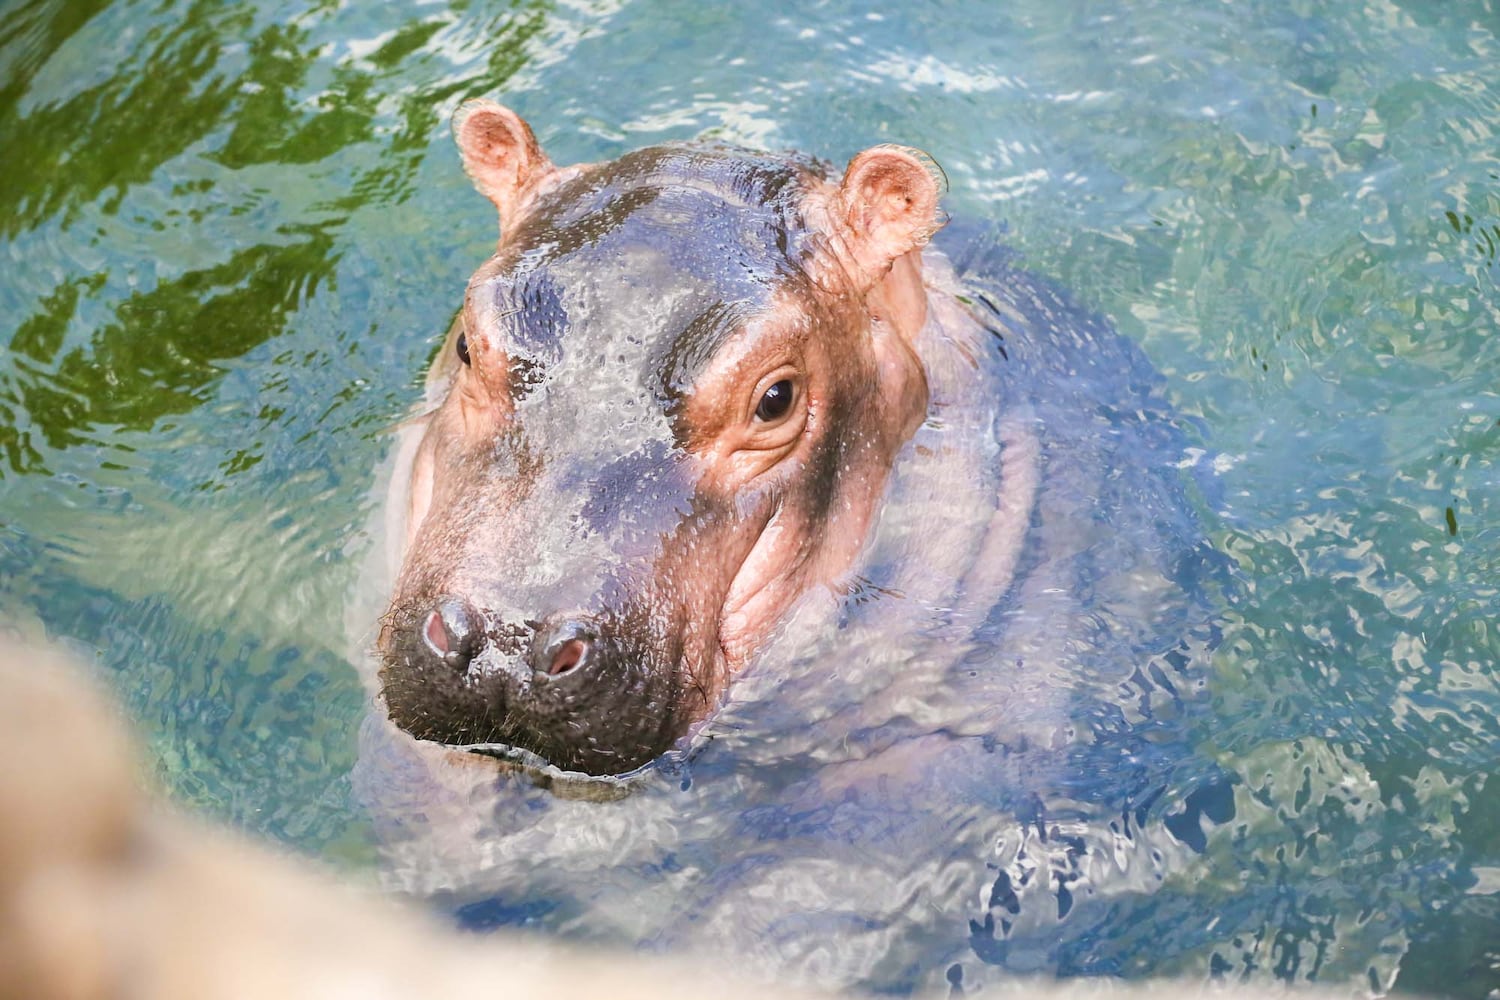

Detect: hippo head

[377,101,944,775]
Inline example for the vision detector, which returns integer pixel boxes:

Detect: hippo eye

[456,332,471,366]
[754,379,794,422]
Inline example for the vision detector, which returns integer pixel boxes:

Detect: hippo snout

[379,598,686,774]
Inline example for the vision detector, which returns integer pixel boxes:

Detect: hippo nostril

[536,620,597,680]
[548,638,589,676]
[423,610,449,655]
[423,598,482,672]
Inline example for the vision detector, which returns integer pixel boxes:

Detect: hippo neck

[841,245,1039,626]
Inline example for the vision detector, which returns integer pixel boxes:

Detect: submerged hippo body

[353,103,1228,990]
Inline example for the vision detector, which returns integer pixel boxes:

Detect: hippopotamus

[353,100,1230,991]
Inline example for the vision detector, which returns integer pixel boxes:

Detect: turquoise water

[2,0,1498,994]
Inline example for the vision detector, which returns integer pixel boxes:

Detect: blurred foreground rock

[0,634,830,1000]
[0,633,1339,999]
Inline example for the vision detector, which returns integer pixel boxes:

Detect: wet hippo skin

[375,100,1046,777]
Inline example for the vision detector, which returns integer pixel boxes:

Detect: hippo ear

[835,145,946,284]
[454,99,555,231]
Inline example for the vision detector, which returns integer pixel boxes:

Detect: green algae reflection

[0,0,553,478]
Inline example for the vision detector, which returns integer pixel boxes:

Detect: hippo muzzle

[376,101,942,776]
[380,598,690,774]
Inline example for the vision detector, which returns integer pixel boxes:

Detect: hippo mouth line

[457,740,651,800]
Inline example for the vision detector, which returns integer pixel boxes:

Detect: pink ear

[453,100,554,231]
[836,145,945,282]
